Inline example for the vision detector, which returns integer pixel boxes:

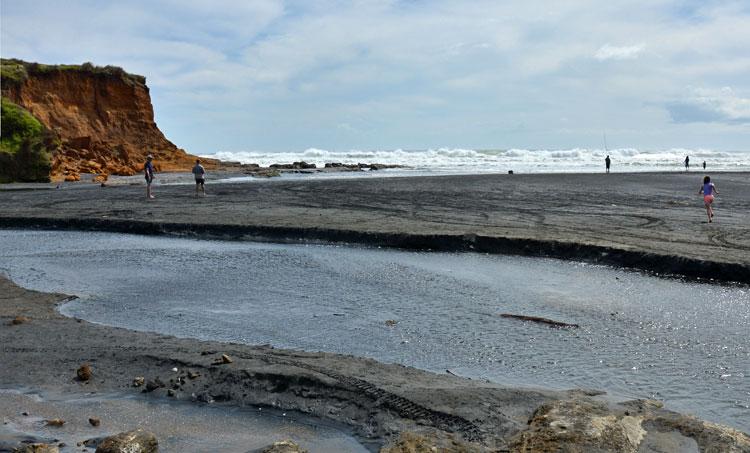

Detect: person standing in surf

[699,175,718,223]
[144,155,155,199]
[605,155,611,173]
[684,155,690,171]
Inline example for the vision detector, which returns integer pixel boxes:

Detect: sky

[2,0,749,154]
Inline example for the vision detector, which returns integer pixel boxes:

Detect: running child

[698,175,718,223]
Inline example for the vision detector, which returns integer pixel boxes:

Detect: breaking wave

[206,147,750,174]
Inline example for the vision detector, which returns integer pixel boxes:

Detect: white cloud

[667,87,750,124]
[594,43,645,60]
[2,0,750,150]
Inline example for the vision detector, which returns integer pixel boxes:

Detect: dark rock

[89,417,101,427]
[94,429,158,453]
[45,418,65,427]
[144,378,165,392]
[77,363,92,381]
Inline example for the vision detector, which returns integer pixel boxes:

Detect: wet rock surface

[94,429,158,453]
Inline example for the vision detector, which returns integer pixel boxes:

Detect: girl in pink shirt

[699,176,718,223]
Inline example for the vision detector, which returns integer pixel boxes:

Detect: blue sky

[2,0,749,153]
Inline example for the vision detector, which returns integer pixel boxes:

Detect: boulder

[95,429,158,453]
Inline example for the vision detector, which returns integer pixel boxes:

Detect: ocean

[205,147,750,174]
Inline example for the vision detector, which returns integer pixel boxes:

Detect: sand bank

[1,172,749,283]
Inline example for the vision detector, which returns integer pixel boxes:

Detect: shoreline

[2,275,749,451]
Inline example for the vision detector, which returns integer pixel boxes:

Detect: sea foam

[206,147,750,174]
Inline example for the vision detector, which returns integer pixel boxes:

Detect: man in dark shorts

[144,155,155,199]
[192,159,206,196]
[605,155,611,173]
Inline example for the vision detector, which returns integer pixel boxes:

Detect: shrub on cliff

[0,97,53,183]
[1,58,146,88]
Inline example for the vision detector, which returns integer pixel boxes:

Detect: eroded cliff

[1,59,214,181]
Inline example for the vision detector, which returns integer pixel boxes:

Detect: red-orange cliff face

[1,61,215,181]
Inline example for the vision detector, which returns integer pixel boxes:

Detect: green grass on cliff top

[0,96,52,183]
[1,58,146,87]
[0,97,44,155]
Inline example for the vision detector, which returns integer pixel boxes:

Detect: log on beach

[499,313,580,329]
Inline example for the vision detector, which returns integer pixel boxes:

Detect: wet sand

[2,276,749,451]
[2,172,750,450]
[1,171,749,282]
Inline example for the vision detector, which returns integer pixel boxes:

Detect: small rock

[213,354,233,365]
[94,429,158,453]
[22,411,29,416]
[385,319,398,326]
[187,371,200,379]
[254,440,308,453]
[11,315,30,325]
[77,364,92,381]
[46,418,65,427]
[167,389,175,397]
[144,378,165,392]
[132,377,145,387]
[171,367,178,372]
[89,417,101,427]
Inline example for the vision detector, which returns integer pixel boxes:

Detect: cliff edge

[1,58,215,181]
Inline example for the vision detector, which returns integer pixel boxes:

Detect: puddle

[0,388,368,452]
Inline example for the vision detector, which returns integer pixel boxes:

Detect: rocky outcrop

[1,59,216,181]
[94,429,158,453]
[509,398,750,452]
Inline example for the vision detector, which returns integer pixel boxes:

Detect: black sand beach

[1,172,749,282]
[2,172,750,451]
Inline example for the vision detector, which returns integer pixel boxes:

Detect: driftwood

[499,313,579,329]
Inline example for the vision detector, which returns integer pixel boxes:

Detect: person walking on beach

[684,155,690,171]
[605,155,611,173]
[699,175,718,223]
[192,159,206,196]
[144,155,155,199]
[702,161,706,170]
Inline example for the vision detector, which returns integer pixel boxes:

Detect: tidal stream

[1,230,748,431]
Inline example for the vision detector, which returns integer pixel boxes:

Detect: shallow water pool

[1,230,748,431]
